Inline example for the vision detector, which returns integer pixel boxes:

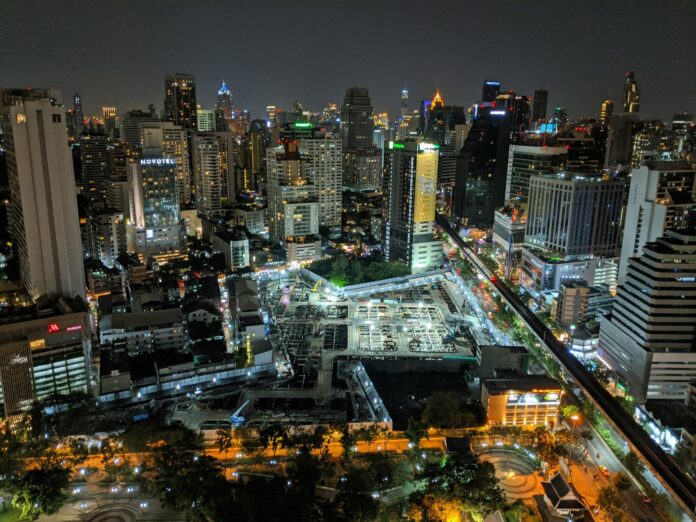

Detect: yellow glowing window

[16,113,26,124]
[30,339,46,350]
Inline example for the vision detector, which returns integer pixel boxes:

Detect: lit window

[16,113,26,124]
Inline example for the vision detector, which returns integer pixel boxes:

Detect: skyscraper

[241,119,268,193]
[127,153,185,258]
[0,89,85,299]
[193,132,235,218]
[164,73,197,130]
[341,87,381,191]
[280,122,342,228]
[384,141,443,273]
[400,88,409,118]
[140,122,192,203]
[598,229,696,402]
[452,107,512,228]
[482,81,500,102]
[622,71,640,113]
[196,107,215,131]
[505,145,567,204]
[120,110,160,150]
[216,81,234,120]
[600,99,614,126]
[618,157,696,282]
[102,106,118,138]
[266,141,321,262]
[73,93,84,136]
[531,90,548,123]
[524,172,625,257]
[423,90,467,146]
[79,132,110,202]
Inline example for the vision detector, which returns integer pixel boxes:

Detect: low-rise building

[211,228,251,270]
[481,375,561,427]
[99,308,185,355]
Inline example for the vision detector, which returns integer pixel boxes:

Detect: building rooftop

[100,308,183,331]
[483,376,561,394]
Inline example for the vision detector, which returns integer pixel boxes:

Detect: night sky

[3,0,696,121]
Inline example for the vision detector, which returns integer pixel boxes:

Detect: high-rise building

[401,87,409,118]
[280,122,343,228]
[482,81,500,102]
[196,107,215,132]
[525,172,625,257]
[600,99,614,127]
[552,106,568,123]
[73,93,84,136]
[79,132,110,202]
[532,90,548,123]
[241,119,268,192]
[423,90,467,146]
[622,71,640,113]
[140,122,192,203]
[266,141,321,263]
[671,112,694,153]
[598,230,696,402]
[120,110,160,150]
[341,87,382,191]
[0,298,92,417]
[192,132,235,218]
[102,106,118,138]
[164,73,197,130]
[1,89,85,300]
[216,81,233,120]
[87,205,126,268]
[618,158,696,282]
[605,112,639,167]
[630,120,669,168]
[505,145,567,204]
[384,141,443,273]
[126,153,185,258]
[452,107,512,228]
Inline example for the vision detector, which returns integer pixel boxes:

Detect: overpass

[436,213,696,518]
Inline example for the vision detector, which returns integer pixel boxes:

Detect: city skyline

[3,0,696,120]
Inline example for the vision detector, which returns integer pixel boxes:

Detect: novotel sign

[140,158,176,166]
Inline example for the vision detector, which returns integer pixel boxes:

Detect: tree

[421,392,462,429]
[673,440,696,476]
[11,464,71,520]
[142,447,234,521]
[286,452,322,520]
[259,424,287,457]
[597,483,627,521]
[411,451,505,520]
[333,466,379,522]
[216,427,234,456]
[405,418,428,450]
[355,424,380,452]
[338,424,357,461]
[622,453,645,477]
[560,404,580,419]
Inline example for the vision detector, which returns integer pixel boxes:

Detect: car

[641,495,652,504]
[599,465,611,476]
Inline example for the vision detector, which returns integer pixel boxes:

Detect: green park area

[309,254,410,287]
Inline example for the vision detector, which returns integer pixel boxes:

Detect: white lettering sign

[140,158,176,166]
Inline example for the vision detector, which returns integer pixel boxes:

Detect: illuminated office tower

[401,87,409,117]
[384,141,443,273]
[0,89,85,300]
[600,99,614,126]
[266,141,321,263]
[623,71,640,113]
[505,145,567,204]
[102,106,118,137]
[196,107,215,131]
[140,122,192,203]
[531,90,548,123]
[525,172,624,257]
[127,153,185,258]
[164,73,197,130]
[73,93,84,135]
[618,157,696,282]
[79,132,110,202]
[424,90,467,146]
[341,87,381,190]
[192,133,236,217]
[598,230,696,402]
[216,81,233,120]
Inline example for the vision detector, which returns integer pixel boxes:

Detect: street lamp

[570,414,580,434]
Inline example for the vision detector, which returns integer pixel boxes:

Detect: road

[436,213,696,519]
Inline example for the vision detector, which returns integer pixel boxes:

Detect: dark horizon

[2,0,696,121]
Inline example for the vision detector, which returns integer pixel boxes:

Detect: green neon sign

[293,122,312,128]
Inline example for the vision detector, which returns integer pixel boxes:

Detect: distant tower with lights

[401,87,409,118]
[164,73,197,130]
[600,99,614,126]
[622,71,640,113]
